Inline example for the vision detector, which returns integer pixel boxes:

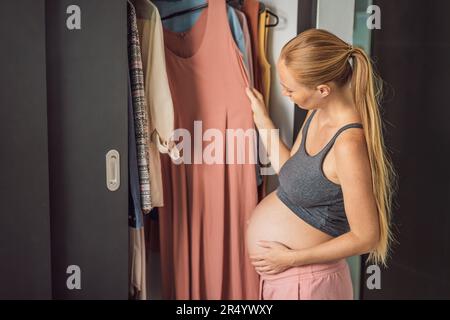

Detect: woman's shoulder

[333,124,366,160]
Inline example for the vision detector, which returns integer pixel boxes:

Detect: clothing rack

[161,0,279,27]
[160,0,238,21]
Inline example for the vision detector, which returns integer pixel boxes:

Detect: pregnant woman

[245,29,395,300]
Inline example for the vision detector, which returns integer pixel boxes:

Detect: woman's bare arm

[246,88,312,173]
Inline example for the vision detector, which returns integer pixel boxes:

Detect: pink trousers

[259,259,354,300]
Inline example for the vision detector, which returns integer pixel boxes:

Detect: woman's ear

[316,84,331,98]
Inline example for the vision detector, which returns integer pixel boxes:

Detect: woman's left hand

[250,241,296,275]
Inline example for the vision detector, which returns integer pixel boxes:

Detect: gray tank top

[276,109,363,237]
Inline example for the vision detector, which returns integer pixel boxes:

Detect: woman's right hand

[245,87,270,129]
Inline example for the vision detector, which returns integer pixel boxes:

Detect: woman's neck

[315,83,358,127]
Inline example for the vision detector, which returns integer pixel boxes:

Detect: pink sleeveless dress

[158,0,259,299]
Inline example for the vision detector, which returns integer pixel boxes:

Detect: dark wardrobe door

[46,0,129,299]
[0,0,52,299]
[361,0,450,299]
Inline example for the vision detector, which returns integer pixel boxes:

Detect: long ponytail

[350,47,396,266]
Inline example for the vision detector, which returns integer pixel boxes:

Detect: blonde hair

[280,28,396,266]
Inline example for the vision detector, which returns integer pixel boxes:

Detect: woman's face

[277,59,329,110]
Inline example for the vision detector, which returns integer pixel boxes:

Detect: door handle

[106,149,120,191]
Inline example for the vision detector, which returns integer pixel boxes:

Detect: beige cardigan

[135,0,179,207]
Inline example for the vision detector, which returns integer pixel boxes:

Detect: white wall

[260,0,298,150]
[317,0,355,44]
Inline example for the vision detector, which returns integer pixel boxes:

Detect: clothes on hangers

[128,64,144,229]
[129,227,147,299]
[227,6,250,71]
[238,0,272,192]
[128,1,152,213]
[127,1,149,300]
[157,0,260,299]
[242,0,262,92]
[132,0,180,208]
[255,7,273,199]
[153,0,250,72]
[234,8,254,87]
[234,7,262,187]
[128,67,147,299]
[258,8,271,108]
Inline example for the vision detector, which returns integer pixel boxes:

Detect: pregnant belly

[246,191,333,256]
